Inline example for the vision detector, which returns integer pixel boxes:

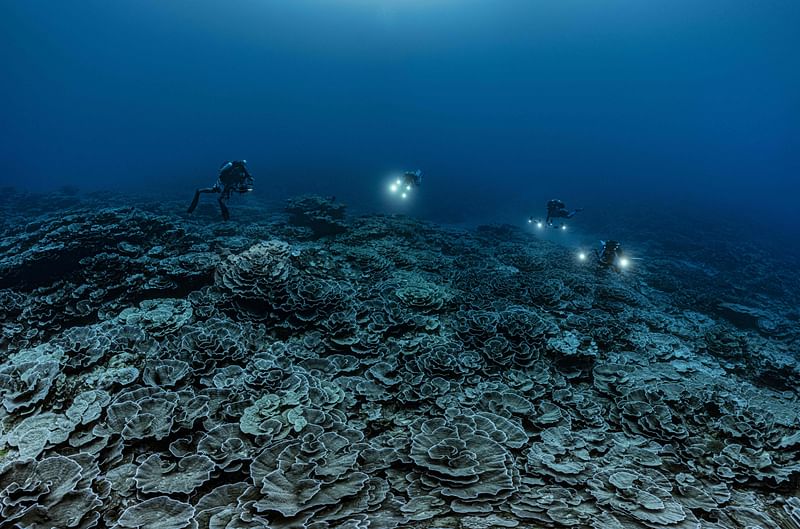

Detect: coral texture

[0,197,798,529]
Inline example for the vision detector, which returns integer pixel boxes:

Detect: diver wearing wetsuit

[401,170,423,189]
[187,160,254,221]
[596,240,626,271]
[545,199,582,226]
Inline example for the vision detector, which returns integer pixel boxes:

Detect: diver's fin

[188,191,201,213]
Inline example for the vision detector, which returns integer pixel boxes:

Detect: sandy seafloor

[0,189,798,529]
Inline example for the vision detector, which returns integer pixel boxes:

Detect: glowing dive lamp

[561,225,567,231]
[389,176,412,199]
[536,222,543,229]
[578,252,587,261]
[619,257,630,268]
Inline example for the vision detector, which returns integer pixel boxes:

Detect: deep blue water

[1,0,798,238]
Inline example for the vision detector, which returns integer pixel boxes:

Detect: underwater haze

[2,0,799,232]
[3,3,800,529]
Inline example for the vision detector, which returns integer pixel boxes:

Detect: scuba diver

[546,199,583,226]
[187,160,254,221]
[402,169,423,188]
[596,240,628,271]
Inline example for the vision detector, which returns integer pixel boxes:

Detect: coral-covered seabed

[0,190,799,529]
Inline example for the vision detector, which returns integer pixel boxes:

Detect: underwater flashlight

[406,185,411,191]
[396,178,402,185]
[528,219,532,224]
[401,192,407,199]
[578,252,586,261]
[536,222,543,229]
[561,225,567,231]
[390,183,398,192]
[619,257,630,268]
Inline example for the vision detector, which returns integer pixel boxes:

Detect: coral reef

[0,195,798,529]
[285,195,348,238]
